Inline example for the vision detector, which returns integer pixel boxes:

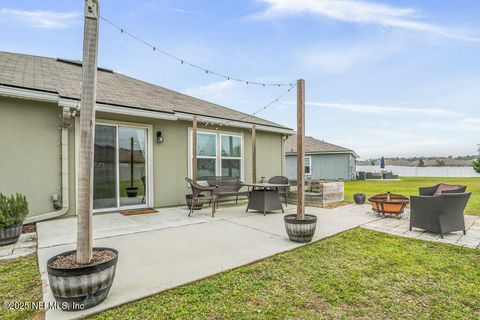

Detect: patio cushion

[434,183,464,195]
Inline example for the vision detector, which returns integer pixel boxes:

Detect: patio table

[243,182,289,215]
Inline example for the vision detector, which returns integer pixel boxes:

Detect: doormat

[120,208,159,216]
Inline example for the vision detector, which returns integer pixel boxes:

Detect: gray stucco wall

[0,96,285,220]
[285,153,356,181]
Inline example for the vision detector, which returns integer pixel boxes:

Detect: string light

[100,16,293,88]
[219,83,296,127]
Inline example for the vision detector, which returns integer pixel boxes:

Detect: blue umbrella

[380,156,385,169]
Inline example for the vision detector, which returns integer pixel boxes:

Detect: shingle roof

[285,135,358,157]
[0,51,290,129]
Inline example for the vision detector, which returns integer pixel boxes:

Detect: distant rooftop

[285,135,358,158]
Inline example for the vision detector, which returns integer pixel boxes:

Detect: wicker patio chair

[419,183,467,196]
[409,192,471,238]
[185,177,218,217]
[267,176,290,206]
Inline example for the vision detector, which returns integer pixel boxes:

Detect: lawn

[344,177,480,215]
[3,229,479,320]
[0,255,43,320]
[90,228,480,320]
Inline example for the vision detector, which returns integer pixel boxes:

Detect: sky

[1,0,479,159]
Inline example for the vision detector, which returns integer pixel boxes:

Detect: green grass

[94,179,145,199]
[344,177,480,215]
[0,254,43,320]
[91,228,480,320]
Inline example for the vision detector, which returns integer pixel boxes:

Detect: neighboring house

[284,135,358,181]
[0,51,293,222]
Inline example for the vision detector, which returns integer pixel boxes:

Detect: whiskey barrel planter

[284,214,317,243]
[353,193,366,205]
[47,248,118,311]
[185,194,205,210]
[0,223,22,246]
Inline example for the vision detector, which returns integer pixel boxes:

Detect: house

[284,135,358,181]
[0,51,293,222]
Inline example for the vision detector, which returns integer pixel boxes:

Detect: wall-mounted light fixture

[156,131,164,143]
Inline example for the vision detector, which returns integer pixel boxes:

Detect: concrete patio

[36,203,377,320]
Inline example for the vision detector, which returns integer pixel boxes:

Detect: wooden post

[192,116,197,181]
[252,125,257,183]
[77,0,99,264]
[296,79,305,220]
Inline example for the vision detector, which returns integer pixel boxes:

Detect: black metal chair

[409,192,471,238]
[267,176,289,206]
[185,177,218,217]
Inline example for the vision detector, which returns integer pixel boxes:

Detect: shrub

[0,193,29,228]
[474,157,480,174]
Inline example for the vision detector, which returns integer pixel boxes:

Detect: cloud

[0,9,80,29]
[462,117,480,125]
[299,40,403,73]
[183,80,235,94]
[254,0,480,42]
[306,101,464,117]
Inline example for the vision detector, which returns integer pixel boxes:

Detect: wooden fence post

[296,79,305,220]
[77,0,100,264]
[192,116,197,181]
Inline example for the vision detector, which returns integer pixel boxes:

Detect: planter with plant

[46,1,118,311]
[0,193,29,246]
[284,79,317,243]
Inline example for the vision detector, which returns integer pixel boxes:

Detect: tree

[473,157,480,173]
[418,158,425,167]
[77,0,100,264]
[435,159,445,167]
[474,145,480,173]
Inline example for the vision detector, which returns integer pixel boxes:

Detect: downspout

[24,107,71,223]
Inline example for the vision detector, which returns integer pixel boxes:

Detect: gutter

[175,112,294,135]
[0,84,293,134]
[24,107,71,223]
[286,151,359,158]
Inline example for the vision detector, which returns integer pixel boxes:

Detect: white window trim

[75,118,154,214]
[188,128,244,181]
[305,156,312,176]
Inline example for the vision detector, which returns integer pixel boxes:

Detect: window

[191,131,243,180]
[221,135,242,178]
[196,132,217,179]
[305,156,312,175]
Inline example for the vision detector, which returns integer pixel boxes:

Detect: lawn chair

[185,177,218,217]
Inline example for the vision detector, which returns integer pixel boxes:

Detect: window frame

[188,129,244,181]
[195,131,218,179]
[219,133,243,179]
[304,155,312,176]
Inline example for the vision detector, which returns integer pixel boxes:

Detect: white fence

[357,165,480,178]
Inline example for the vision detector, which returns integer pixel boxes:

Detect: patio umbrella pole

[130,137,134,188]
[296,79,305,220]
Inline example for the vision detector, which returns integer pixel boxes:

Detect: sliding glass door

[93,124,148,211]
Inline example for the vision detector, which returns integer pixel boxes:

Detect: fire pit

[368,192,409,218]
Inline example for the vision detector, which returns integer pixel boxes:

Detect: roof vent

[56,58,114,73]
